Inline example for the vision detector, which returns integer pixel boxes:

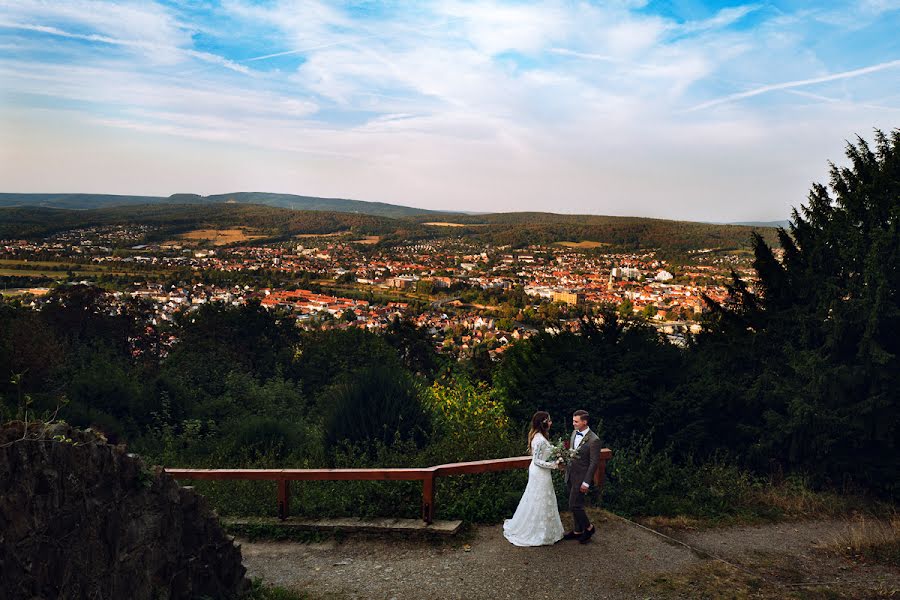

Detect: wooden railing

[166,449,612,525]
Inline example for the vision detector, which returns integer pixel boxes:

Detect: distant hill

[727,220,790,228]
[0,204,397,240]
[0,193,164,210]
[0,192,445,219]
[405,211,780,253]
[0,203,779,255]
[167,192,447,218]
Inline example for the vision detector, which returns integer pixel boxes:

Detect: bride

[503,411,564,546]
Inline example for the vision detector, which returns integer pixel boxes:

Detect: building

[387,276,417,290]
[552,291,584,305]
[655,270,674,282]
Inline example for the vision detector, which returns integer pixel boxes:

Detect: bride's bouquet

[547,438,579,467]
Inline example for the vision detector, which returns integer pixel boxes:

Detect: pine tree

[705,130,899,494]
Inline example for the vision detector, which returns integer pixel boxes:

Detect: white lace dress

[502,433,564,546]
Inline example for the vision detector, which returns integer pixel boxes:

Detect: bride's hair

[527,411,551,451]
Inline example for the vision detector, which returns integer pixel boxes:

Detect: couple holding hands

[503,410,602,547]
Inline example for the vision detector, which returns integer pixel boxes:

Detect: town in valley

[1,222,764,358]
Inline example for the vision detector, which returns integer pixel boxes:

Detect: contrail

[244,35,381,62]
[687,58,900,111]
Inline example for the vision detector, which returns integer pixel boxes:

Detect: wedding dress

[502,432,564,546]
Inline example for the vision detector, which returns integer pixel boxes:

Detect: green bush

[228,416,303,461]
[603,437,753,519]
[321,365,432,454]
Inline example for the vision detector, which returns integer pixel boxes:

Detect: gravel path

[240,512,699,599]
[675,518,900,591]
[241,514,900,599]
[677,518,853,559]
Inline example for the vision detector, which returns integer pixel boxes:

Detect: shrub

[321,365,432,454]
[425,377,509,439]
[228,416,303,461]
[603,437,753,519]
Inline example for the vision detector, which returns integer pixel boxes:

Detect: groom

[562,409,601,544]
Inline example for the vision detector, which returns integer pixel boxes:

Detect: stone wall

[0,422,249,599]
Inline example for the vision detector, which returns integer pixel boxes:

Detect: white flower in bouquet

[547,438,578,467]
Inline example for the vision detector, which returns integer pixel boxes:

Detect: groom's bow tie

[575,431,584,437]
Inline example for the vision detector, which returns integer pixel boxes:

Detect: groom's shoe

[563,530,581,541]
[578,525,596,544]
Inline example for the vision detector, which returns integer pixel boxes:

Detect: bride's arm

[532,438,559,470]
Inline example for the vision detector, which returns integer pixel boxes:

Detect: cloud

[0,0,898,221]
[0,20,250,73]
[0,0,189,50]
[679,4,762,34]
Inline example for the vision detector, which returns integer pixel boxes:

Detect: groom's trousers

[567,478,590,532]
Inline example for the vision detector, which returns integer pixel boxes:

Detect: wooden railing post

[595,458,608,489]
[277,478,291,521]
[421,472,435,525]
[593,449,613,491]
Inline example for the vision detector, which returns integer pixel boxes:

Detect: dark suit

[565,428,601,533]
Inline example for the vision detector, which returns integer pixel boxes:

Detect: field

[0,259,104,277]
[177,229,266,245]
[293,232,348,239]
[423,222,468,227]
[555,241,610,248]
[351,236,380,244]
[0,259,171,279]
[0,287,50,296]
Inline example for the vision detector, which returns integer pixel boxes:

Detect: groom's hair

[573,410,589,424]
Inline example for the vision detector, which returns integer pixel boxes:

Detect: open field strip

[555,240,610,248]
[177,228,267,245]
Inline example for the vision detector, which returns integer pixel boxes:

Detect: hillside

[0,193,164,209]
[0,203,777,252]
[406,211,779,252]
[728,220,791,228]
[0,191,445,218]
[168,192,445,218]
[0,204,398,240]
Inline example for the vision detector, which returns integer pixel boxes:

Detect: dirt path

[240,513,900,599]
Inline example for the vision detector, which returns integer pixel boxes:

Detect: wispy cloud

[0,18,249,73]
[679,4,762,34]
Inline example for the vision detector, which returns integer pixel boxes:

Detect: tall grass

[826,514,900,566]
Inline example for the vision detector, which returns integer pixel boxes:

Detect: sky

[1,1,898,222]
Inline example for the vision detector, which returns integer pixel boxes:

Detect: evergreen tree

[702,130,899,494]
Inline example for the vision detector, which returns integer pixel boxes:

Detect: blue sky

[1,1,898,221]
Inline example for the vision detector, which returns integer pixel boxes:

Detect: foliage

[228,416,304,461]
[246,577,312,600]
[697,130,900,495]
[321,365,432,454]
[289,328,401,399]
[425,377,509,440]
[603,437,756,519]
[383,316,445,378]
[493,305,681,444]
